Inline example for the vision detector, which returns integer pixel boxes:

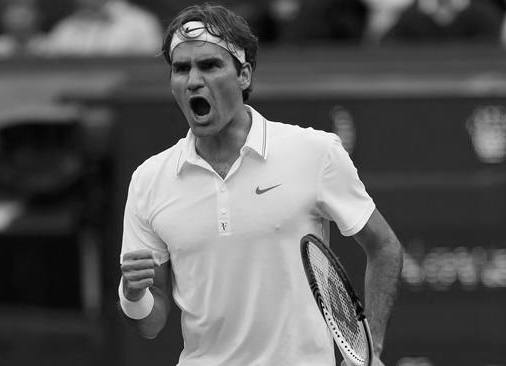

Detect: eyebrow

[172,60,189,69]
[196,56,223,65]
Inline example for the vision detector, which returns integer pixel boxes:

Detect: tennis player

[119,4,403,366]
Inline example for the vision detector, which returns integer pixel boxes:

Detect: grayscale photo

[0,1,505,366]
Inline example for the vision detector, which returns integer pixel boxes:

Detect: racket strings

[307,244,368,360]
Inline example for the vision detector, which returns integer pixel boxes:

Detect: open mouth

[190,96,211,117]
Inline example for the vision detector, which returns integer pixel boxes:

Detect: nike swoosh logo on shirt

[255,184,282,195]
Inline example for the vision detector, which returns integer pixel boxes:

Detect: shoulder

[130,139,184,190]
[267,120,342,155]
[127,139,185,215]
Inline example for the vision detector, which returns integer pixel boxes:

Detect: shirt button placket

[216,180,231,235]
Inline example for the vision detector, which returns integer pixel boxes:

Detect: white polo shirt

[121,105,375,366]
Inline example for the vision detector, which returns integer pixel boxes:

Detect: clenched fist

[121,249,160,302]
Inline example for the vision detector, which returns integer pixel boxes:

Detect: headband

[169,21,246,64]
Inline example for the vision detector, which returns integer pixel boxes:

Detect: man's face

[170,41,249,137]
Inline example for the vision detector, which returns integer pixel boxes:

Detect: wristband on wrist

[118,277,154,320]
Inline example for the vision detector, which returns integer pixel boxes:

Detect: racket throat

[321,305,368,366]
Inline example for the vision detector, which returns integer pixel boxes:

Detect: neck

[195,106,252,164]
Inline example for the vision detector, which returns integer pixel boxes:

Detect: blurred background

[0,0,505,365]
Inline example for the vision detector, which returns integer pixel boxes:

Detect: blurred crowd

[0,0,506,57]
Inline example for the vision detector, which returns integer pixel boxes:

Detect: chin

[189,123,216,137]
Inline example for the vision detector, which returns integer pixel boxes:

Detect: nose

[187,67,204,91]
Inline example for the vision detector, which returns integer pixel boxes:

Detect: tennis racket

[300,234,373,366]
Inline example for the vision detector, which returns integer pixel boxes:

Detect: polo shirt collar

[176,105,268,176]
[241,105,268,159]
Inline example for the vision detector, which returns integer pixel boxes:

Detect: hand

[121,249,159,301]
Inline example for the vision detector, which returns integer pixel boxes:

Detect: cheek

[170,80,185,104]
[213,77,243,106]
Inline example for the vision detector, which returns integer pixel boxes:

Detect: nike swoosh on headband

[169,20,246,64]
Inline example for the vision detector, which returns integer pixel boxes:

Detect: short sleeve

[316,134,375,236]
[120,169,170,264]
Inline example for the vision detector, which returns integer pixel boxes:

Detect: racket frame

[300,234,374,366]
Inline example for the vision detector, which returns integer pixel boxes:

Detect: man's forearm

[120,286,171,339]
[364,237,403,355]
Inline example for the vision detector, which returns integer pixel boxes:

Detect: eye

[199,60,221,71]
[172,63,190,74]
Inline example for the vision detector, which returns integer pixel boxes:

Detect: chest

[151,157,317,257]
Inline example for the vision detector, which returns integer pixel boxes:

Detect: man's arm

[353,208,403,360]
[119,250,172,339]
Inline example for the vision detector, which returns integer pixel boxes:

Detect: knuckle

[131,282,146,290]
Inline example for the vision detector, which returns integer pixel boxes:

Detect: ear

[238,63,252,91]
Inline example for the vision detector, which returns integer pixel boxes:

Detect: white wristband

[118,278,154,320]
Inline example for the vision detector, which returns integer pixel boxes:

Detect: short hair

[162,3,259,101]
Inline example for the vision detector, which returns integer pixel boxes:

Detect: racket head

[300,234,373,366]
